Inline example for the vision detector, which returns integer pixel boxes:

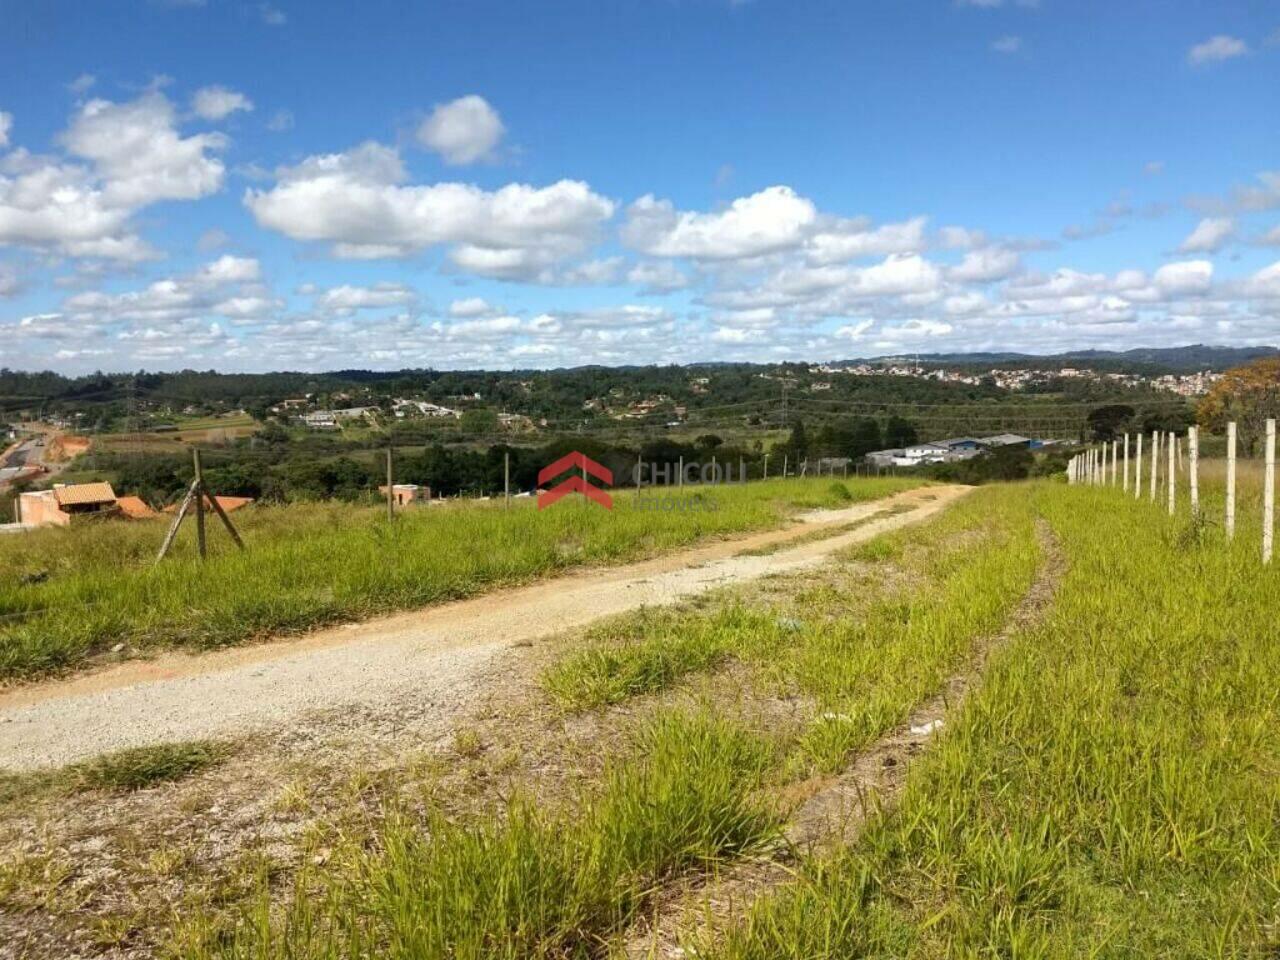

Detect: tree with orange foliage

[1198,356,1280,455]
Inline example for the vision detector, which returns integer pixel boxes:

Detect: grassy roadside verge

[709,482,1280,958]
[0,741,230,806]
[172,711,781,959]
[0,476,920,680]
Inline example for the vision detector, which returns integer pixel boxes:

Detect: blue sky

[1,0,1278,373]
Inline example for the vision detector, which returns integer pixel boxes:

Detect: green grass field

[157,472,1280,959]
[712,479,1280,958]
[0,476,919,680]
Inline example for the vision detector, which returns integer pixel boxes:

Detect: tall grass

[545,487,1041,772]
[711,482,1280,957]
[0,477,918,680]
[175,711,779,959]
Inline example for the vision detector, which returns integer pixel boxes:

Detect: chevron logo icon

[537,451,614,510]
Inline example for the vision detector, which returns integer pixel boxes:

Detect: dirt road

[0,485,969,771]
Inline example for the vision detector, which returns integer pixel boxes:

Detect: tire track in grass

[618,518,1066,960]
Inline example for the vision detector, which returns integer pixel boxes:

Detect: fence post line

[1188,426,1199,519]
[1167,431,1176,516]
[1265,418,1276,566]
[1226,421,1237,541]
[1134,432,1142,500]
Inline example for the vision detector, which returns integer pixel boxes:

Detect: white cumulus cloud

[1178,216,1234,253]
[244,141,614,277]
[416,95,505,165]
[192,86,254,121]
[622,185,817,260]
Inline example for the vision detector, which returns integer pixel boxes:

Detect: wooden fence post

[763,454,768,480]
[1111,440,1118,485]
[1149,431,1159,502]
[1134,432,1142,501]
[505,451,511,509]
[1188,426,1199,519]
[386,447,394,521]
[193,447,207,559]
[678,455,684,488]
[1167,431,1176,516]
[782,454,788,478]
[1226,421,1237,541]
[1123,433,1130,493]
[1265,418,1276,566]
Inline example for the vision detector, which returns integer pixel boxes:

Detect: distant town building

[378,483,430,506]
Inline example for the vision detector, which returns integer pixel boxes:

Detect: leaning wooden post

[1149,431,1159,502]
[783,454,788,478]
[1134,432,1142,500]
[205,492,244,550]
[155,478,199,563]
[1167,431,1176,517]
[386,447,395,521]
[1122,433,1130,493]
[1188,426,1199,519]
[1226,421,1237,541]
[1265,418,1276,566]
[193,447,207,559]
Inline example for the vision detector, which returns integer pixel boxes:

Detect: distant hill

[857,344,1279,373]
